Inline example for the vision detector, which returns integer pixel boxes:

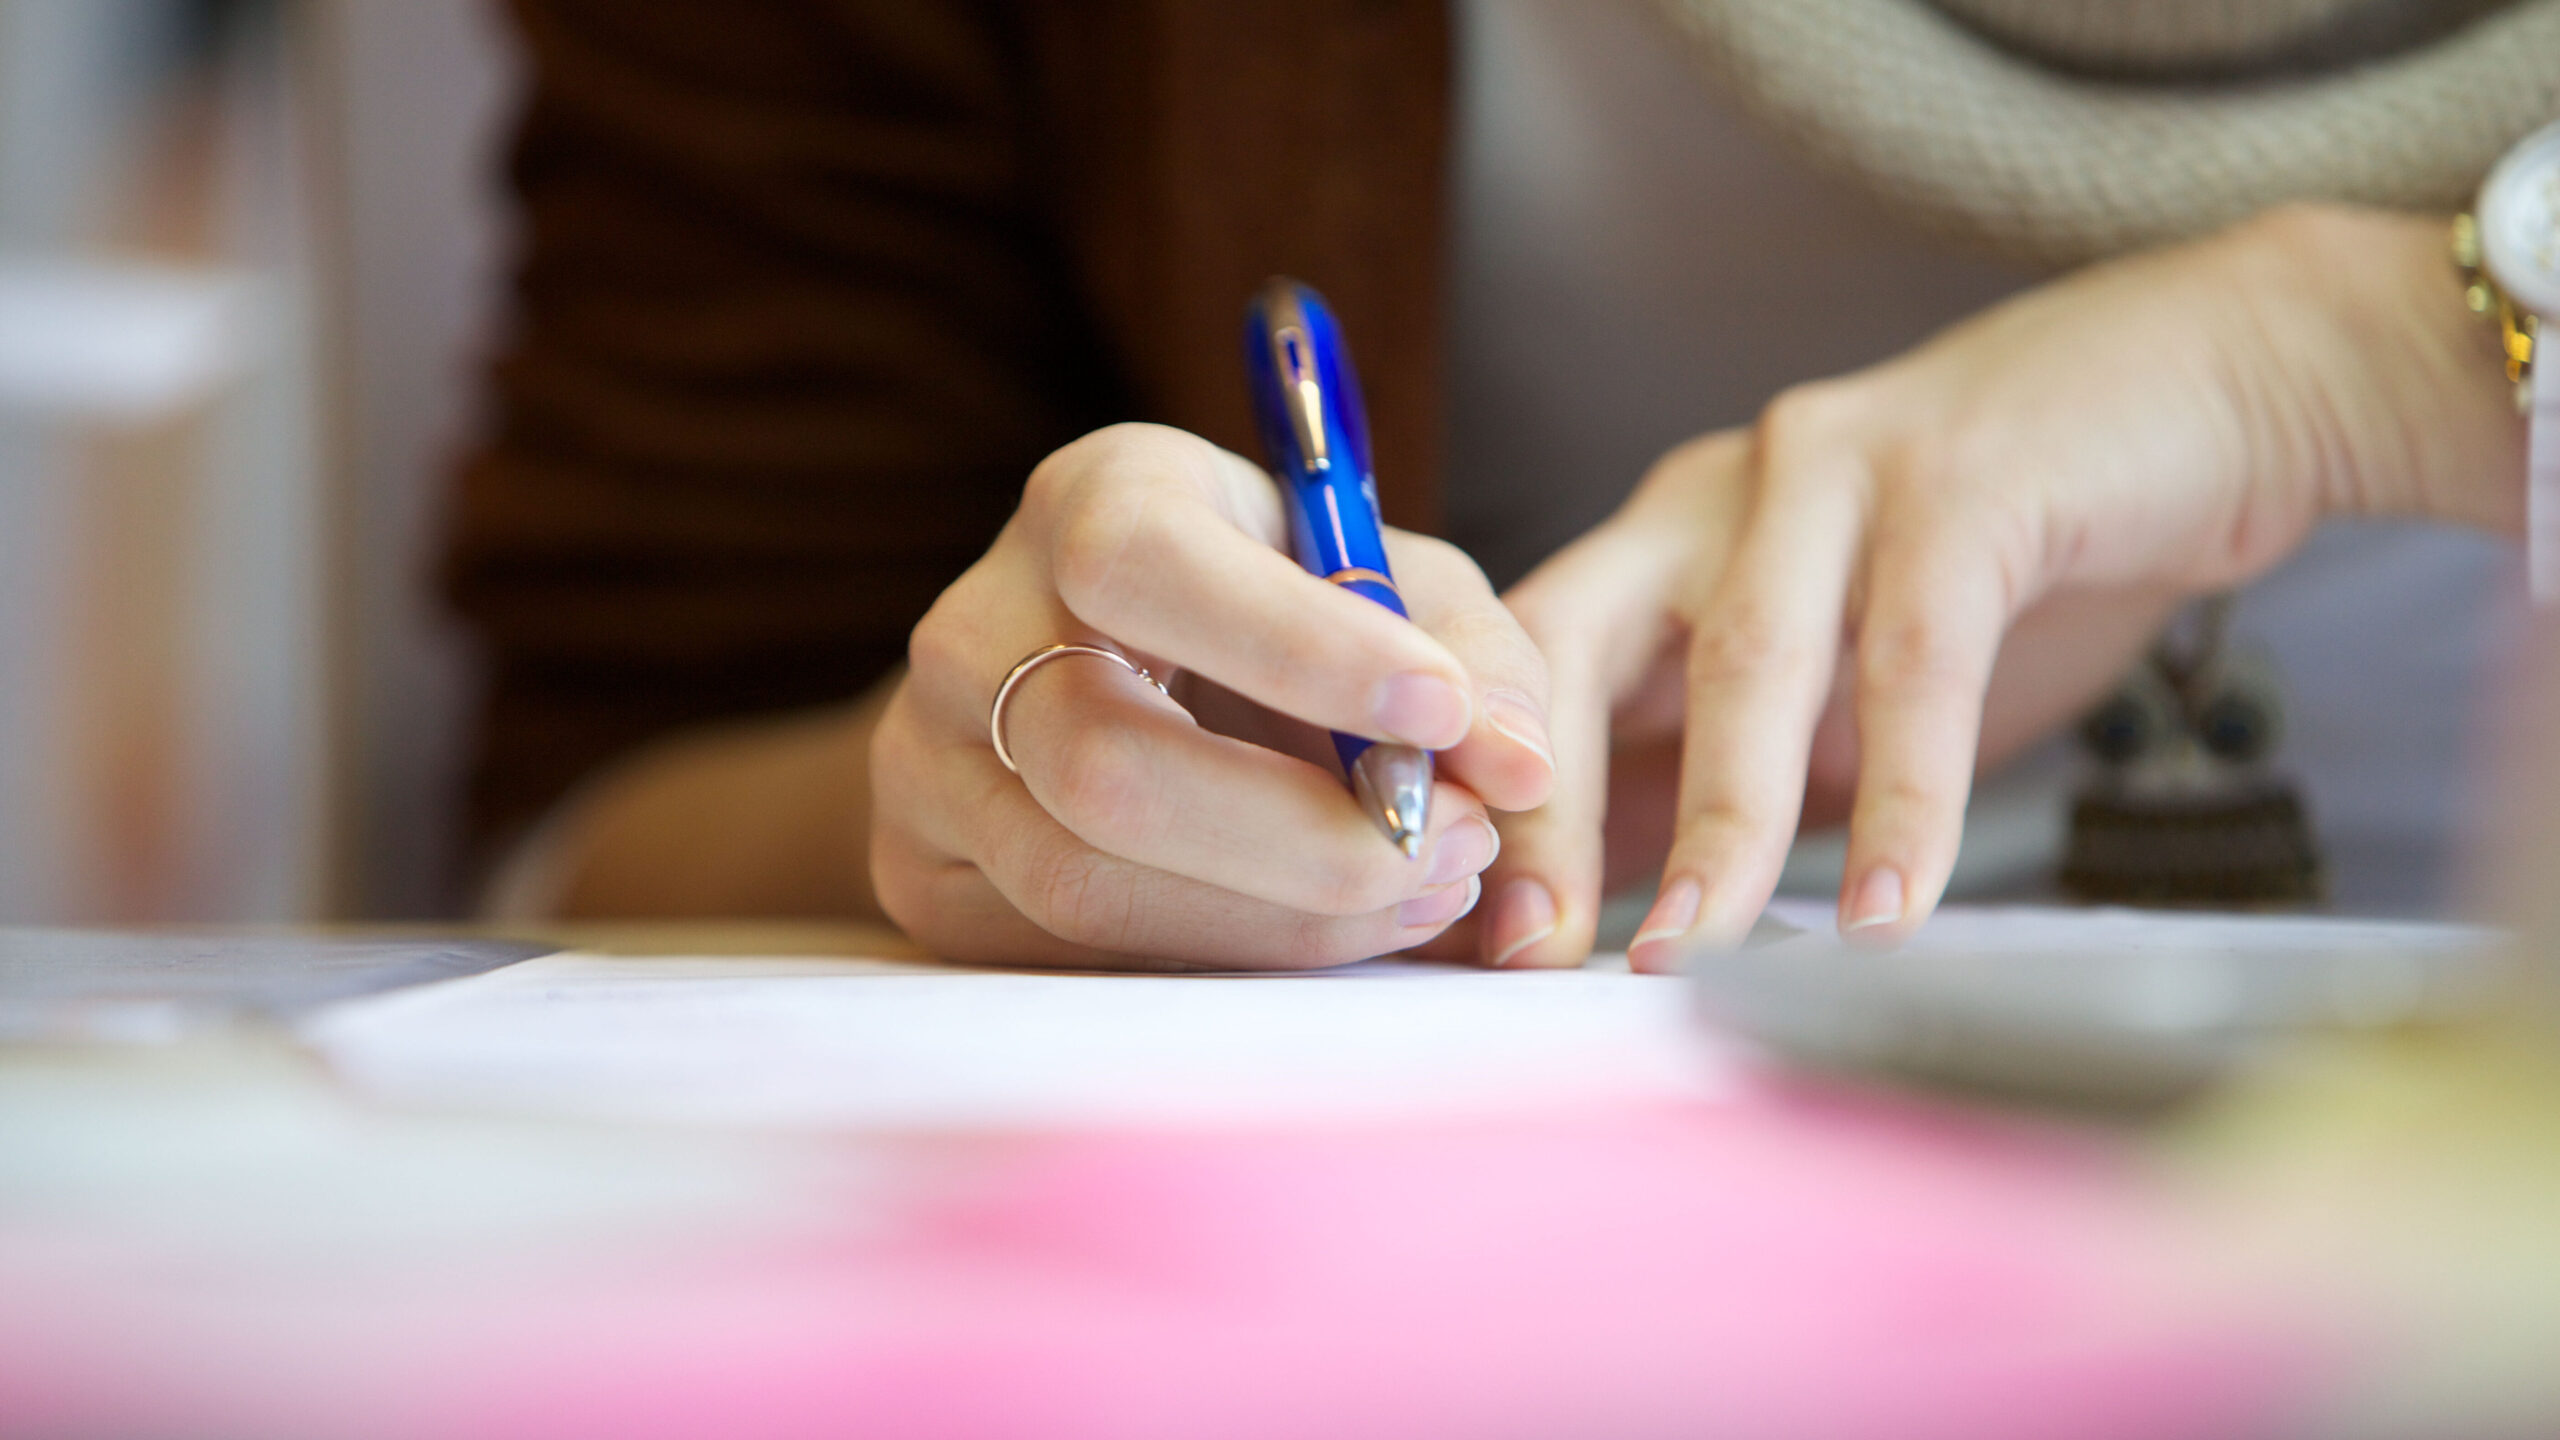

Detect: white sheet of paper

[302,904,2490,1134]
[302,952,1728,1132]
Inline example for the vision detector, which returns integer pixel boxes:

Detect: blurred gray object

[0,0,518,925]
[1691,907,2505,1112]
[0,0,327,924]
[310,0,520,919]
[0,930,550,1040]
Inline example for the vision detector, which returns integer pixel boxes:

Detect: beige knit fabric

[1657,0,2560,265]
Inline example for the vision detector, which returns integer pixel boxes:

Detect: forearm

[502,677,896,922]
[2237,204,2527,531]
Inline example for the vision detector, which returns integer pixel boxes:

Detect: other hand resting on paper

[865,424,1557,968]
[1451,205,2525,973]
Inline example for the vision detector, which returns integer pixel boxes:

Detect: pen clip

[1259,282,1331,474]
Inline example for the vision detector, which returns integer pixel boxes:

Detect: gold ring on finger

[988,643,1175,774]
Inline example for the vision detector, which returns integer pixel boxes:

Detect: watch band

[2453,212,2538,404]
[2458,211,2556,602]
[2468,119,2560,605]
[2535,339,2560,605]
[2467,210,2560,600]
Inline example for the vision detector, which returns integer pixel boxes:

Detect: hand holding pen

[870,411,1556,969]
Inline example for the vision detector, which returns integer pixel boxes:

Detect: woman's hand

[1465,205,2524,971]
[871,423,1557,969]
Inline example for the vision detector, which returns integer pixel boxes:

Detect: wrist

[544,686,890,921]
[2229,203,2526,529]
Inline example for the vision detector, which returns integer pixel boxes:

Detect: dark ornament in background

[2061,597,2325,907]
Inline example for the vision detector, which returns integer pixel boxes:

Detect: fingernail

[1373,671,1471,749]
[1484,878,1559,968]
[1628,878,1703,970]
[1483,689,1554,773]
[1843,867,1905,933]
[1397,874,1479,929]
[1424,816,1499,887]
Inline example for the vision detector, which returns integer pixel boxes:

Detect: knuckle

[1057,421,1193,477]
[1026,422,1152,493]
[1629,430,1748,509]
[1687,800,1775,857]
[1019,842,1136,950]
[1398,532,1487,584]
[1019,434,1098,521]
[1655,429,1740,475]
[1307,848,1405,918]
[1873,768,1945,814]
[1858,612,1975,694]
[1872,430,1955,504]
[1687,606,1807,683]
[1070,421,1185,489]
[866,699,922,799]
[1752,379,1871,471]
[867,846,929,937]
[1867,769,1954,818]
[1048,488,1152,616]
[1973,511,2042,611]
[1879,432,2034,551]
[871,838,975,956]
[1501,575,1563,636]
[903,592,978,684]
[1031,422,1196,591]
[1431,603,1521,665]
[1039,721,1170,851]
[1280,911,1369,968]
[1686,765,1805,850]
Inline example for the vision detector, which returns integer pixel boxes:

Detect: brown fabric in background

[444,0,1449,850]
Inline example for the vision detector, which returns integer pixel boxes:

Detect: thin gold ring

[989,643,1173,774]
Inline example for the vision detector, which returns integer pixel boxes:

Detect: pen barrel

[1245,280,1433,845]
[1243,285,1403,601]
[1281,471,1403,611]
[1246,281,1409,758]
[1281,464,1405,774]
[1279,467,1407,772]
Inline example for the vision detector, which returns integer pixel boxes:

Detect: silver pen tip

[1351,744,1434,859]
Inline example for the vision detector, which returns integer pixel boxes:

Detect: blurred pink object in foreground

[0,1092,2324,1440]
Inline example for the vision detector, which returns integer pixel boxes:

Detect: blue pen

[1243,278,1433,857]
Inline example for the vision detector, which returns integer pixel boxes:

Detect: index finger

[1031,425,1477,751]
[1629,464,1865,971]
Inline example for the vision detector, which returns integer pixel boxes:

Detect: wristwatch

[2467,118,2560,602]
